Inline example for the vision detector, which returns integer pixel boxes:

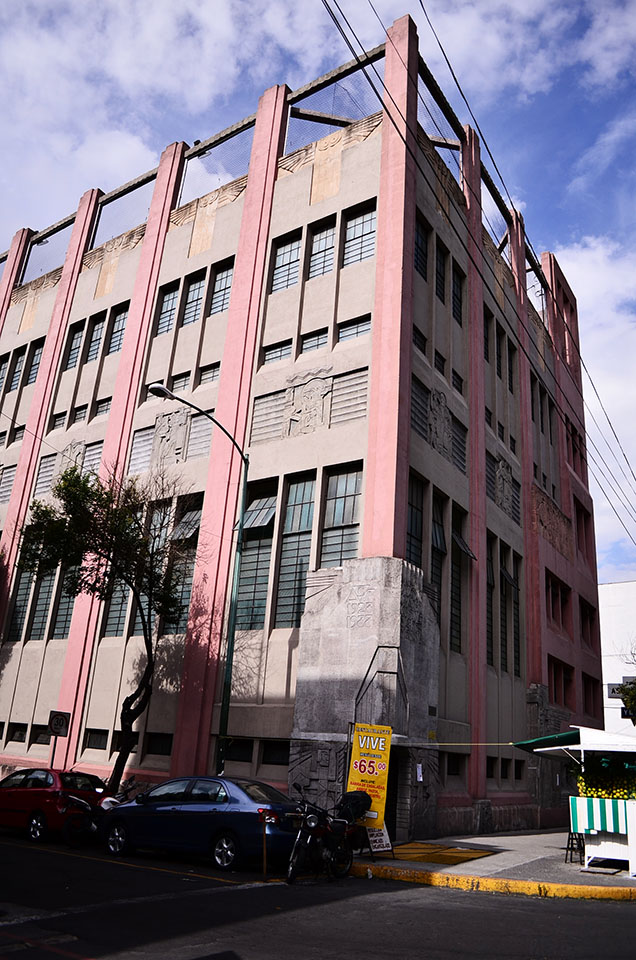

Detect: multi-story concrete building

[0,15,602,837]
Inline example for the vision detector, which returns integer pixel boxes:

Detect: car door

[0,771,30,827]
[176,779,233,852]
[22,769,56,828]
[130,779,191,849]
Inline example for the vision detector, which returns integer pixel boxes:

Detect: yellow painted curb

[350,862,636,900]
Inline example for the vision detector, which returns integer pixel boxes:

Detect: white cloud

[568,113,636,193]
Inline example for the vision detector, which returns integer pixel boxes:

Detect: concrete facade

[599,581,636,735]
[0,15,602,837]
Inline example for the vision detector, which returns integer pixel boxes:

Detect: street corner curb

[350,862,636,901]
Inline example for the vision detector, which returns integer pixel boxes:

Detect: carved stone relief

[151,409,189,465]
[532,486,574,560]
[81,224,146,272]
[495,457,513,516]
[345,583,377,630]
[59,440,85,476]
[284,375,333,437]
[11,267,62,306]
[310,131,343,205]
[342,112,382,147]
[428,389,452,460]
[278,142,316,178]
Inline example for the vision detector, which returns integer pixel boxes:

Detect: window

[6,722,27,743]
[128,426,155,474]
[338,315,371,341]
[451,417,467,473]
[485,407,492,428]
[64,324,84,370]
[513,555,521,676]
[451,369,463,395]
[545,569,572,636]
[483,308,491,362]
[496,326,503,378]
[145,732,173,756]
[580,598,597,648]
[548,655,574,708]
[261,739,290,766]
[164,548,196,633]
[407,473,424,567]
[320,466,362,567]
[82,441,103,475]
[199,362,220,385]
[583,673,600,717]
[511,478,521,526]
[52,574,76,638]
[514,759,525,781]
[26,340,44,385]
[111,731,138,754]
[0,431,6,447]
[210,261,234,314]
[30,725,51,746]
[0,464,17,502]
[507,342,516,392]
[500,555,510,672]
[171,372,190,393]
[187,412,213,459]
[182,273,205,325]
[275,476,315,627]
[83,728,108,751]
[106,305,128,354]
[485,451,497,501]
[308,222,335,279]
[430,494,446,625]
[486,756,497,779]
[444,752,465,782]
[51,411,66,430]
[94,397,112,417]
[414,216,429,279]
[156,283,179,335]
[271,234,301,291]
[263,340,292,364]
[301,329,328,353]
[72,404,87,424]
[86,315,106,360]
[236,490,276,631]
[500,757,510,780]
[434,351,446,375]
[510,435,516,455]
[12,425,25,444]
[103,580,129,637]
[486,537,495,666]
[225,738,254,763]
[452,263,463,325]
[34,454,57,496]
[0,354,8,391]
[6,569,32,642]
[412,325,426,354]
[8,348,26,390]
[450,535,462,653]
[411,376,430,439]
[343,205,376,266]
[435,242,446,302]
[497,421,505,441]
[575,498,592,566]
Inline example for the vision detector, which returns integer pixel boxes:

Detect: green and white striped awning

[570,795,629,835]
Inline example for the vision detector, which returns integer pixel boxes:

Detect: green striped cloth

[569,796,628,834]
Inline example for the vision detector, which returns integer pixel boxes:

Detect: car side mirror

[135,793,148,804]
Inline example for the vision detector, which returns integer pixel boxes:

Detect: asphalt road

[1,832,635,960]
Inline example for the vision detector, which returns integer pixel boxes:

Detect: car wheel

[28,811,47,842]
[212,831,241,871]
[106,821,131,856]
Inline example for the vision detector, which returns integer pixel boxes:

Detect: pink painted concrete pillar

[462,126,488,799]
[0,229,33,338]
[361,15,419,559]
[171,85,289,776]
[509,212,542,684]
[0,193,100,622]
[54,143,186,769]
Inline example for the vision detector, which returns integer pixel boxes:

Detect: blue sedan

[104,776,299,870]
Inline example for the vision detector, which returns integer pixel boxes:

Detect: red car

[0,767,110,840]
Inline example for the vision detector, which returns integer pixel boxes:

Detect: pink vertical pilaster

[509,212,542,684]
[361,15,419,559]
[171,85,289,776]
[0,228,33,337]
[0,193,100,623]
[54,144,186,769]
[462,126,487,799]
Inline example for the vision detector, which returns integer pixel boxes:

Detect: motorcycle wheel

[286,840,304,884]
[329,838,353,879]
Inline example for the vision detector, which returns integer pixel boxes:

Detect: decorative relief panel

[58,440,85,477]
[152,409,189,465]
[428,389,452,461]
[81,224,146,272]
[284,374,333,436]
[345,583,377,630]
[495,457,513,516]
[417,132,466,218]
[11,267,62,306]
[278,142,316,178]
[532,486,574,560]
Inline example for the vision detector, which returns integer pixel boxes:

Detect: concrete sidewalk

[351,829,636,900]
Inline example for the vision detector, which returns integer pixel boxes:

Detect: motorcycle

[286,784,371,883]
[63,776,137,847]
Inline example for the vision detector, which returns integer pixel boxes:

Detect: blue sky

[2,0,636,583]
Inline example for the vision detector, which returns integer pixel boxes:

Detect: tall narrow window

[52,573,76,638]
[26,340,44,385]
[486,537,495,666]
[0,464,17,502]
[275,476,315,627]
[507,342,516,392]
[7,569,32,642]
[0,354,9,391]
[156,283,179,335]
[483,308,491,362]
[86,315,106,361]
[34,454,57,496]
[407,473,424,566]
[187,412,213,459]
[103,580,130,637]
[343,206,376,266]
[320,466,362,567]
[210,261,233,314]
[430,494,446,626]
[9,348,26,390]
[82,441,103,475]
[236,490,277,630]
[27,573,55,641]
[496,326,504,378]
[64,326,84,371]
[411,376,430,440]
[271,234,301,291]
[452,264,464,325]
[182,273,205,325]
[128,426,155,474]
[435,242,446,302]
[308,222,335,279]
[106,305,128,354]
[513,555,521,677]
[414,216,429,279]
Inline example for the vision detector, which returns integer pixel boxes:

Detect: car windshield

[235,781,291,804]
[60,773,106,792]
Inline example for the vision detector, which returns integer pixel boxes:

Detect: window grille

[496,327,503,378]
[243,496,277,529]
[95,397,111,416]
[51,411,66,430]
[34,454,57,496]
[415,217,428,279]
[12,425,25,443]
[236,535,273,630]
[171,372,190,393]
[411,376,430,439]
[451,369,463,394]
[513,556,521,676]
[128,427,154,474]
[308,223,335,279]
[210,262,234,314]
[82,441,103,475]
[435,243,446,302]
[72,405,87,424]
[0,464,17,502]
[263,340,292,364]
[187,412,213,459]
[412,326,426,354]
[164,550,196,633]
[271,235,301,292]
[182,274,205,325]
[343,207,376,266]
[0,431,6,447]
[508,343,515,392]
[330,369,368,424]
[275,477,315,627]
[199,362,220,385]
[500,569,509,672]
[7,569,32,641]
[483,310,490,362]
[320,467,362,567]
[486,539,495,666]
[497,421,505,441]
[106,305,128,354]
[485,407,492,427]
[156,284,179,335]
[86,316,105,361]
[452,264,463,325]
[450,547,462,652]
[64,325,84,370]
[9,349,26,390]
[84,729,108,751]
[337,315,371,341]
[103,580,129,636]
[301,329,328,353]
[407,473,424,567]
[26,341,44,385]
[52,574,76,638]
[0,355,8,391]
[434,351,446,374]
[27,573,55,641]
[511,478,521,525]
[485,451,497,500]
[170,508,201,542]
[251,391,286,444]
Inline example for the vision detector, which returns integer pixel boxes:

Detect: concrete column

[171,85,289,776]
[54,143,187,769]
[462,126,487,798]
[0,228,33,337]
[361,14,419,559]
[0,193,100,620]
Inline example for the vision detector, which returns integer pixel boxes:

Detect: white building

[599,581,636,735]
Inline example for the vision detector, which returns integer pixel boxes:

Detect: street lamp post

[147,382,249,775]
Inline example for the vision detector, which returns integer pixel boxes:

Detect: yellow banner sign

[347,722,392,828]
